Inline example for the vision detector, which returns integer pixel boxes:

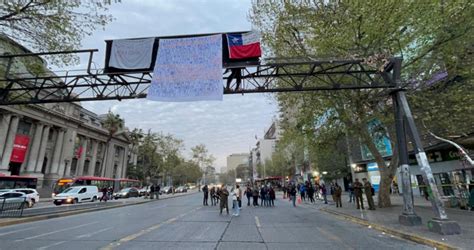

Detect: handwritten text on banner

[109,38,155,69]
[147,35,223,102]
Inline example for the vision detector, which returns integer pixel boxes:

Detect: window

[79,188,87,194]
[17,121,32,135]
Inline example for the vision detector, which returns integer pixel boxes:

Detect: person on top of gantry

[225,67,243,91]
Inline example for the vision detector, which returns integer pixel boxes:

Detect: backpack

[371,187,375,196]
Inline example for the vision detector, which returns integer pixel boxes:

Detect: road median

[0,191,197,228]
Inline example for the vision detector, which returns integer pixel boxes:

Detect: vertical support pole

[391,58,421,226]
[392,58,421,226]
[398,91,461,234]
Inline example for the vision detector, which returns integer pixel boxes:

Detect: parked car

[53,186,99,205]
[13,188,40,206]
[114,187,139,199]
[176,186,187,193]
[160,186,173,195]
[0,191,33,208]
[138,186,150,197]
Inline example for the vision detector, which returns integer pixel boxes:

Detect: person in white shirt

[232,185,240,216]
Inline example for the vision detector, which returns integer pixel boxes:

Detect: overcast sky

[76,0,278,171]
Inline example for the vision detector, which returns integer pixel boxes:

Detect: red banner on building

[10,135,30,163]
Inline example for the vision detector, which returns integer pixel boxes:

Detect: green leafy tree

[191,144,216,184]
[0,0,117,64]
[251,0,473,207]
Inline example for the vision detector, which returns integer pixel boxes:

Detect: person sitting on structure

[225,68,243,91]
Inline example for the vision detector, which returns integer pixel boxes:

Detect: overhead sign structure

[147,35,223,102]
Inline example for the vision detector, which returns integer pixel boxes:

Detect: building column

[0,115,19,173]
[76,137,88,176]
[104,143,115,178]
[0,114,12,160]
[25,123,44,173]
[121,146,129,178]
[60,129,77,177]
[116,147,124,179]
[35,125,50,173]
[48,128,65,176]
[88,140,98,176]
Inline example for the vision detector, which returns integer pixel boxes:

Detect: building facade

[226,153,249,172]
[0,35,131,195]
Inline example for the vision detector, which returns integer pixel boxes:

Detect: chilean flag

[226,31,262,59]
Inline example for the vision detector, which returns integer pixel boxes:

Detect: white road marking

[255,216,261,228]
[37,241,66,250]
[0,226,38,237]
[148,204,168,210]
[15,222,98,242]
[76,227,113,239]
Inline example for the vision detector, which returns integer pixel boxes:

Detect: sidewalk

[319,193,473,249]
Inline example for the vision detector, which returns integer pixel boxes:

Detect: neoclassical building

[0,35,133,194]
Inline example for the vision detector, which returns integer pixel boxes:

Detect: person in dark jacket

[289,184,297,207]
[269,186,276,206]
[156,184,160,199]
[210,186,216,206]
[260,186,266,206]
[219,185,230,215]
[202,185,209,206]
[334,183,342,207]
[252,187,259,206]
[149,184,155,199]
[244,186,252,206]
[363,178,376,210]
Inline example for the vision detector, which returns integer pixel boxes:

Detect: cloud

[79,0,278,169]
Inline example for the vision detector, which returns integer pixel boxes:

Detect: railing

[0,197,27,218]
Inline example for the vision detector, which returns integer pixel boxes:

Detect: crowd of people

[201,178,377,215]
[201,183,277,216]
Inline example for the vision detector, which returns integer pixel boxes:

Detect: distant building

[226,153,249,172]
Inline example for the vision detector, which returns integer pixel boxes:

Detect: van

[53,186,99,205]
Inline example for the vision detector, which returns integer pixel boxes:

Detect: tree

[0,0,117,64]
[99,111,124,176]
[191,144,216,184]
[251,0,473,207]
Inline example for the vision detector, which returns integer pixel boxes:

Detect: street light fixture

[322,171,328,175]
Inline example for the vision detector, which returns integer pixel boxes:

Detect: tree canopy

[251,0,473,207]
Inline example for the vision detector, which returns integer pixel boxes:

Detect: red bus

[52,176,141,197]
[0,174,38,190]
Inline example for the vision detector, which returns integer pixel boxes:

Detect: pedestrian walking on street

[156,184,160,200]
[363,178,376,210]
[282,185,287,199]
[245,186,252,206]
[232,186,240,216]
[348,183,354,203]
[307,184,315,203]
[252,187,259,206]
[334,183,342,207]
[100,187,108,202]
[289,184,297,207]
[299,184,306,202]
[202,185,209,206]
[237,184,242,209]
[353,178,364,209]
[269,186,275,206]
[210,186,216,206]
[149,184,155,200]
[330,182,336,203]
[321,184,328,204]
[260,186,266,206]
[219,185,230,215]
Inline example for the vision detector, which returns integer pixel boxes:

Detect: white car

[0,191,33,208]
[53,186,99,205]
[13,188,40,206]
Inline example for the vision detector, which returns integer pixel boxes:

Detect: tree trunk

[378,170,393,207]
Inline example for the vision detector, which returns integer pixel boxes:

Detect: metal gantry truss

[0,49,396,105]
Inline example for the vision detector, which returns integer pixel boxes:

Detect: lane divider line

[0,226,38,237]
[37,240,67,250]
[76,226,113,239]
[255,216,261,228]
[15,221,98,242]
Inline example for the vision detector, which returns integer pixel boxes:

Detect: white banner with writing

[147,35,223,102]
[109,38,155,69]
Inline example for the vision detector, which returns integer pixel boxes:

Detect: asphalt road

[0,192,431,249]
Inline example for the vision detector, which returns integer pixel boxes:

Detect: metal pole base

[427,218,461,235]
[399,214,422,226]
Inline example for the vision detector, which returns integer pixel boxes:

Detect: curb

[320,208,457,250]
[0,191,197,228]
